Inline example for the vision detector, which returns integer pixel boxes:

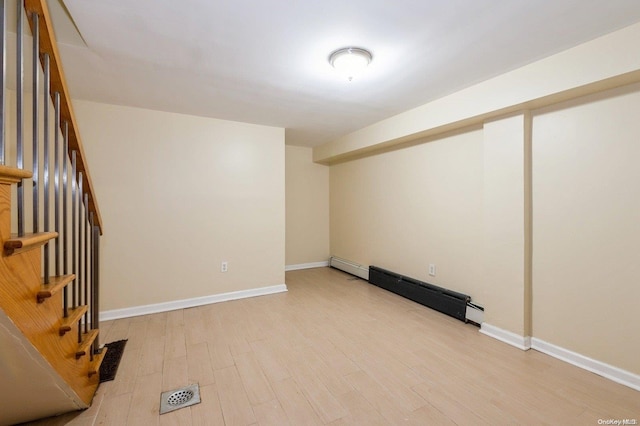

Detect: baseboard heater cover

[329,256,370,280]
[369,265,472,322]
[465,302,484,325]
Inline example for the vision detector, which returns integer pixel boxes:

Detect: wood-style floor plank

[191,384,225,426]
[164,324,187,360]
[214,366,256,425]
[158,406,192,426]
[207,341,235,371]
[94,392,132,425]
[146,312,167,340]
[326,390,388,426]
[138,338,165,377]
[344,369,416,423]
[125,320,150,351]
[251,399,291,426]
[162,356,188,392]
[234,351,275,405]
[271,377,323,426]
[186,342,215,386]
[101,317,130,343]
[287,363,348,424]
[184,306,208,346]
[29,267,640,425]
[249,339,292,383]
[166,309,184,328]
[126,372,162,426]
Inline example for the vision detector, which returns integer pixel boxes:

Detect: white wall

[74,101,285,312]
[285,146,329,267]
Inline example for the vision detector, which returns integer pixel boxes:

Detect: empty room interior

[1,0,639,425]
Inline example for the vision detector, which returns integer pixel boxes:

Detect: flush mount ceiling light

[329,47,372,81]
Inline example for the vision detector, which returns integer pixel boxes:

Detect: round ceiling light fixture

[329,47,372,81]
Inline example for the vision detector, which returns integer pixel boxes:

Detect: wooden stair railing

[0,1,106,424]
[24,0,103,233]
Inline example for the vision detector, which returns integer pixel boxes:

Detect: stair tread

[76,329,99,359]
[4,232,58,256]
[88,347,108,377]
[0,164,32,184]
[59,305,88,336]
[37,274,75,303]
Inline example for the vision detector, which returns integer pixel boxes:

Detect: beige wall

[321,28,640,378]
[285,146,329,266]
[532,85,640,374]
[74,101,285,312]
[481,114,530,336]
[328,84,640,376]
[330,129,485,300]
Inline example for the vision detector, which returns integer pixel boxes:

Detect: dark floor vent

[369,265,470,322]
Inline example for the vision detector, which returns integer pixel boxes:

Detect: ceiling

[52,0,640,147]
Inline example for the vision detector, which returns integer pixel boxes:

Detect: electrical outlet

[428,264,436,276]
[221,261,228,273]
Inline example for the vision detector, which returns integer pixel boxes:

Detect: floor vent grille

[160,384,201,414]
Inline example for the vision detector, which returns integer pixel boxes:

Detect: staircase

[0,1,105,424]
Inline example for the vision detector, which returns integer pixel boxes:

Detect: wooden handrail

[24,0,103,233]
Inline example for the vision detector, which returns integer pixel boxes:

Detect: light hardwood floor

[24,267,639,425]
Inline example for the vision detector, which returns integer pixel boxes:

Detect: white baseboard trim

[285,261,329,271]
[100,284,288,321]
[531,337,640,392]
[480,323,531,351]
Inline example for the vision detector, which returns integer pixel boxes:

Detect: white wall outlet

[221,261,228,273]
[428,264,436,276]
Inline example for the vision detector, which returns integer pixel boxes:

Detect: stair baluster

[54,93,66,316]
[16,0,24,236]
[89,212,94,355]
[83,192,89,334]
[43,53,51,284]
[91,213,100,355]
[62,122,69,316]
[77,171,82,343]
[31,12,38,233]
[0,0,5,164]
[71,150,76,308]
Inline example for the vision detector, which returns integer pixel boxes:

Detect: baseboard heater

[329,256,370,280]
[369,265,476,323]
